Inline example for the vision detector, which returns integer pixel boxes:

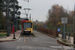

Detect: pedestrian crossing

[16,46,74,50]
[16,46,58,50]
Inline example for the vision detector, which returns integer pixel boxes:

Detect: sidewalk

[59,34,74,44]
[57,34,75,47]
[0,30,21,42]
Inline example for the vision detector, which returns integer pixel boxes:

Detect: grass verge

[0,33,7,37]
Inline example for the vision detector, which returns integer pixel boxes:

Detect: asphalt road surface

[0,30,74,50]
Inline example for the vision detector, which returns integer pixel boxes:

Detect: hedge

[37,27,58,37]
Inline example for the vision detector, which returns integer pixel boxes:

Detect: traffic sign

[44,25,47,27]
[61,17,68,23]
[58,28,60,32]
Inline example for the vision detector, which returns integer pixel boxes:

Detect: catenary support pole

[73,4,75,44]
[6,0,10,37]
[13,1,16,39]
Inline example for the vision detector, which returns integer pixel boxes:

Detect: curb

[0,33,21,43]
[57,40,70,46]
[57,38,75,47]
[0,39,18,43]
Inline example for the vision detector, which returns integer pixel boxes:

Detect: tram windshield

[23,23,32,30]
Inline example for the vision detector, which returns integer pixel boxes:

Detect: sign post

[61,17,68,39]
[74,4,75,45]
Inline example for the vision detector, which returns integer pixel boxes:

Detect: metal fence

[60,25,73,36]
[19,25,22,30]
[33,25,39,30]
[46,25,73,36]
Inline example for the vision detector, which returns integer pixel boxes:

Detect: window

[23,22,32,30]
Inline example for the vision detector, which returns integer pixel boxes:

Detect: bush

[37,27,58,37]
[48,29,53,35]
[54,30,58,37]
[0,33,7,37]
[0,30,7,32]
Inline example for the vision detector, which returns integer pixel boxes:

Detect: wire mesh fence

[46,25,73,36]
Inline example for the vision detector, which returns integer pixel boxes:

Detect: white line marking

[24,36,30,44]
[16,46,58,50]
[30,36,33,41]
[24,36,27,43]
[17,38,21,41]
[16,46,20,49]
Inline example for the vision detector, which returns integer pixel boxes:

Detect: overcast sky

[18,0,75,22]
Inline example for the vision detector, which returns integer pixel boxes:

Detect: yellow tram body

[21,20,33,35]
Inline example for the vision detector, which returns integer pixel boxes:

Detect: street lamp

[23,0,32,19]
[6,0,10,37]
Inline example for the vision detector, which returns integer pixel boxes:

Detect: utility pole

[73,4,75,44]
[24,8,32,19]
[30,14,31,20]
[26,13,28,18]
[6,0,10,37]
[13,1,16,39]
[32,18,33,21]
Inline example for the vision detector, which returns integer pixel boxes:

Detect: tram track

[24,35,33,44]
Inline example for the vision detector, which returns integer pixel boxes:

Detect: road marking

[16,46,20,49]
[16,46,74,50]
[30,36,33,41]
[50,45,74,50]
[24,36,26,43]
[24,36,30,44]
[16,46,58,50]
[24,36,27,43]
[17,37,21,41]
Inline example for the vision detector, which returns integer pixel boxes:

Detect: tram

[21,19,33,35]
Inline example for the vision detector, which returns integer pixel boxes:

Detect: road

[0,30,74,50]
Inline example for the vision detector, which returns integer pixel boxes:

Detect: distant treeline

[46,4,74,25]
